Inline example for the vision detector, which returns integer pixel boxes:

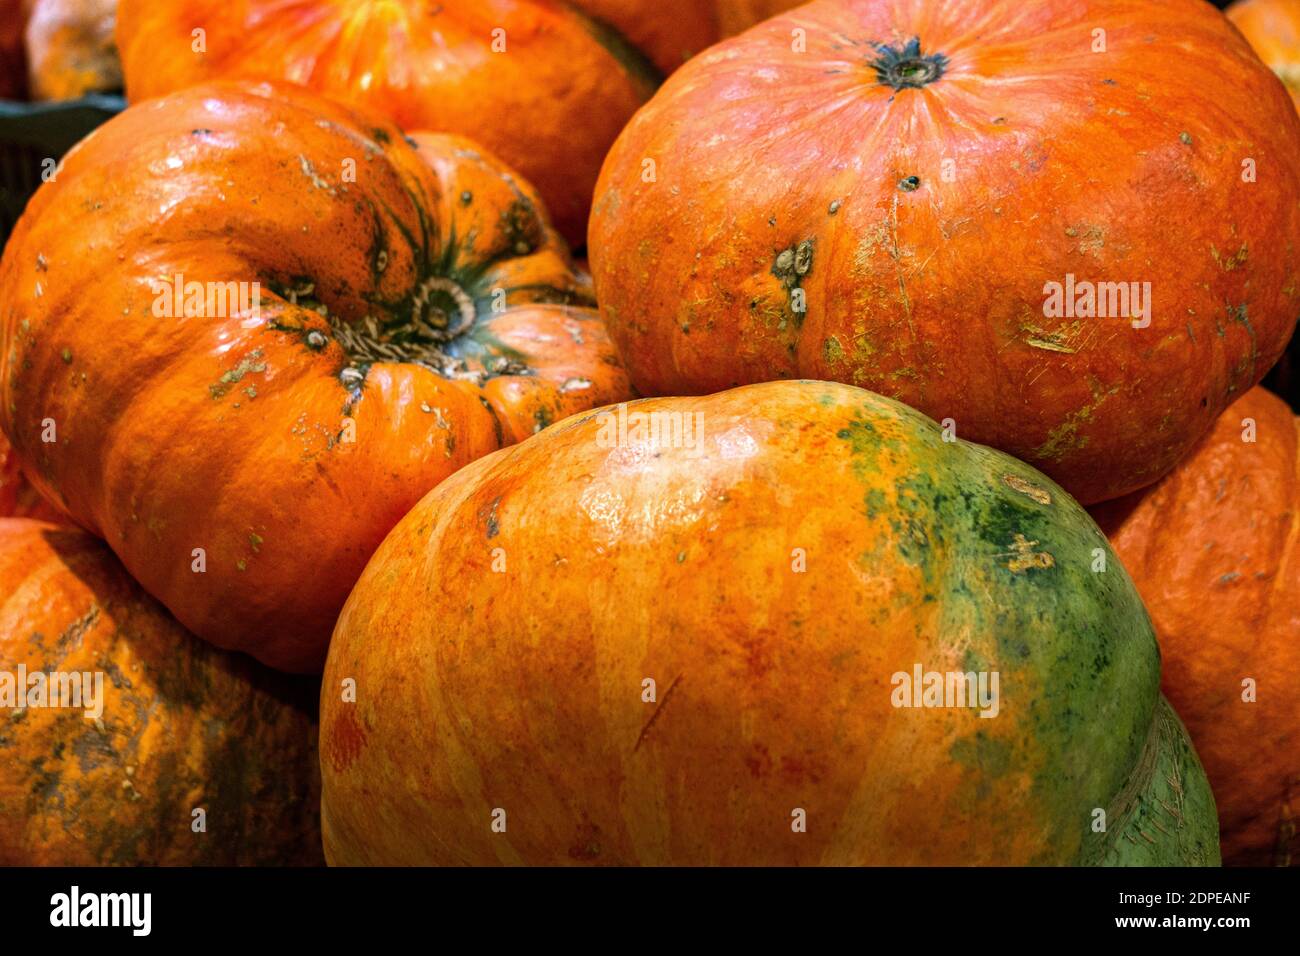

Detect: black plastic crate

[0,93,123,245]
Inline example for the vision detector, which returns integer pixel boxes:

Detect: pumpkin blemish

[209,349,267,400]
[326,709,367,774]
[632,673,683,753]
[1002,474,1052,505]
[1005,533,1054,573]
[482,496,501,539]
[771,240,815,319]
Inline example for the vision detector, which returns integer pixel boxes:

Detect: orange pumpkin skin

[114,1,799,246]
[0,80,632,673]
[1229,0,1300,107]
[25,0,122,100]
[712,0,807,35]
[589,0,1300,506]
[0,0,27,99]
[568,1,802,73]
[1092,387,1300,866]
[0,518,322,865]
[0,432,61,521]
[321,380,1220,866]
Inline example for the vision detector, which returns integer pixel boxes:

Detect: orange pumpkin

[1227,1,1300,408]
[25,0,122,100]
[0,517,322,865]
[589,0,1300,505]
[115,0,802,246]
[713,0,811,34]
[321,380,1220,866]
[1092,386,1300,866]
[0,432,60,521]
[1229,0,1300,106]
[0,0,27,99]
[0,80,632,673]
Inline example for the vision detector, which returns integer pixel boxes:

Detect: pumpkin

[25,0,121,100]
[1091,387,1300,866]
[1228,0,1300,106]
[589,0,1300,505]
[0,0,27,99]
[0,80,632,673]
[320,379,1219,866]
[713,0,812,35]
[114,0,801,247]
[0,517,322,865]
[1228,0,1300,411]
[0,432,60,521]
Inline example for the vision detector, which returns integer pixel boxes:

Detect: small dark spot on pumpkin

[71,730,116,772]
[991,116,1006,124]
[899,175,921,192]
[404,135,419,148]
[779,754,822,785]
[460,190,473,205]
[1102,78,1117,86]
[1179,131,1193,146]
[190,128,213,136]
[483,496,502,539]
[499,198,541,256]
[306,330,328,351]
[568,822,603,861]
[102,661,130,690]
[745,743,773,778]
[1200,396,1208,407]
[768,216,777,227]
[828,200,842,215]
[372,128,391,144]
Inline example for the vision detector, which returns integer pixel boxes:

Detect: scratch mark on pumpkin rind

[632,673,683,753]
[1002,474,1052,505]
[1026,337,1076,354]
[1034,385,1120,462]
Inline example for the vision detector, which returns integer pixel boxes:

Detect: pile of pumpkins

[0,0,121,101]
[0,0,1296,867]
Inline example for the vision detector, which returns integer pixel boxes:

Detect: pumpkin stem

[322,276,488,386]
[411,276,477,342]
[870,38,948,91]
